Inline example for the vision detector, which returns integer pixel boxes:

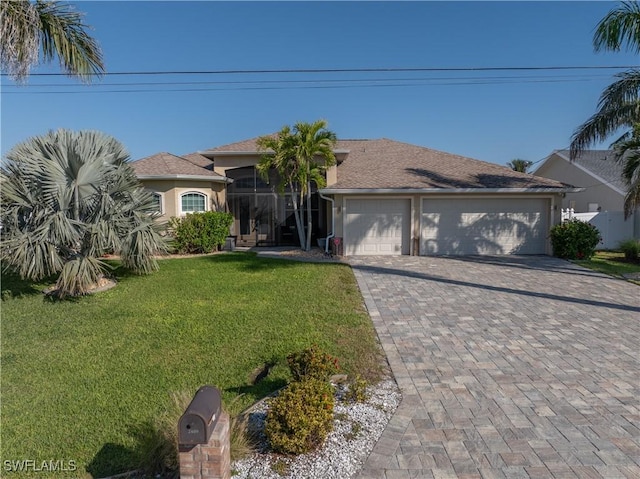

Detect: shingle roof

[555,149,626,192]
[131,152,222,178]
[205,136,269,152]
[331,139,567,190]
[138,138,569,190]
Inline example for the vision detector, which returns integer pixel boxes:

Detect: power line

[1,64,638,78]
[1,73,613,89]
[1,77,607,95]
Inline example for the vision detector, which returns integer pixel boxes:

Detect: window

[181,192,207,213]
[151,193,163,213]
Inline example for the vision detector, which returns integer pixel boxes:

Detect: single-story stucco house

[131,137,581,256]
[534,149,640,243]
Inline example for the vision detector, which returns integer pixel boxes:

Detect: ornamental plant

[549,219,601,260]
[287,345,340,382]
[618,239,640,261]
[169,211,233,254]
[264,379,335,455]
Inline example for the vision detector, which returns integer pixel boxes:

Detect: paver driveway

[350,255,640,479]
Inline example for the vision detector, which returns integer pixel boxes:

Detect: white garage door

[421,198,548,255]
[345,198,411,255]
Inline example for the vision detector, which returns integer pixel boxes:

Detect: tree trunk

[305,181,312,251]
[289,184,306,249]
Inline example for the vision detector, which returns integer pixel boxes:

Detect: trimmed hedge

[169,211,233,254]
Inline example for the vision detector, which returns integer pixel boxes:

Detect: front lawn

[574,250,640,282]
[1,253,383,478]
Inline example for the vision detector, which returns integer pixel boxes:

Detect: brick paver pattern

[349,256,640,479]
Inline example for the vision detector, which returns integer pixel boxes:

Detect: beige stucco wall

[535,154,624,212]
[139,179,226,224]
[212,155,261,176]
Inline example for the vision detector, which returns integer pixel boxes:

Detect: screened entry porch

[225,167,325,247]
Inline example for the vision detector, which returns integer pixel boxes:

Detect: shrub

[264,379,335,455]
[344,375,369,403]
[619,239,640,261]
[550,219,601,260]
[287,345,340,382]
[169,211,233,254]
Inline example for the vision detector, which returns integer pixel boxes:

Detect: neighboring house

[534,150,640,246]
[132,137,579,256]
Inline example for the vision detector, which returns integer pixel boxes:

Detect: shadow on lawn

[0,270,45,299]
[86,442,137,479]
[202,251,316,271]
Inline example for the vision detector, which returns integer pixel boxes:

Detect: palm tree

[610,123,640,216]
[256,127,306,248]
[257,121,337,251]
[507,158,533,173]
[0,0,104,83]
[293,120,337,251]
[570,1,640,218]
[0,129,168,297]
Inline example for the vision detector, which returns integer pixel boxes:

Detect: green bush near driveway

[550,219,601,260]
[0,253,383,478]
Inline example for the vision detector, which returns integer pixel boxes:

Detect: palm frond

[0,0,104,83]
[569,102,640,159]
[594,1,640,53]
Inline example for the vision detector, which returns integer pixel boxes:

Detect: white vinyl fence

[561,209,634,250]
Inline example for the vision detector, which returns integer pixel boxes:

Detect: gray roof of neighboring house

[131,152,222,178]
[554,149,626,192]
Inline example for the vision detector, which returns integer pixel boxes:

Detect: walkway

[350,255,640,479]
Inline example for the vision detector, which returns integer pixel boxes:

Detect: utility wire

[1,77,607,95]
[1,73,614,89]
[1,64,637,77]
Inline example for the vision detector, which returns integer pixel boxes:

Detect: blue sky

[1,1,638,168]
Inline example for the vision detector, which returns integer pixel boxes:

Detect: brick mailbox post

[178,386,231,479]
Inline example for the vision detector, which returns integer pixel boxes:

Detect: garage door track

[350,255,640,479]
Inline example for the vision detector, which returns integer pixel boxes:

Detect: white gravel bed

[232,379,400,479]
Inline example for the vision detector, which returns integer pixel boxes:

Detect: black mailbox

[178,385,222,445]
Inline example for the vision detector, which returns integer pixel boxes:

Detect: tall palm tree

[0,0,104,83]
[293,120,337,251]
[570,1,640,218]
[507,158,533,173]
[256,127,307,248]
[0,129,168,297]
[257,121,337,251]
[610,123,640,216]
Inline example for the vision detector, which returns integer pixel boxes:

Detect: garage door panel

[421,198,547,255]
[345,199,410,255]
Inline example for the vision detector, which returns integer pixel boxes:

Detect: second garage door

[421,197,548,255]
[345,198,411,255]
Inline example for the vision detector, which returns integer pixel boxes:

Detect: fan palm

[0,0,104,83]
[0,129,168,297]
[570,1,640,218]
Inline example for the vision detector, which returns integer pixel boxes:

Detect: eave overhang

[319,187,584,195]
[137,174,232,183]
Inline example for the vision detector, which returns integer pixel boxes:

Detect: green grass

[574,250,640,282]
[1,253,383,478]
